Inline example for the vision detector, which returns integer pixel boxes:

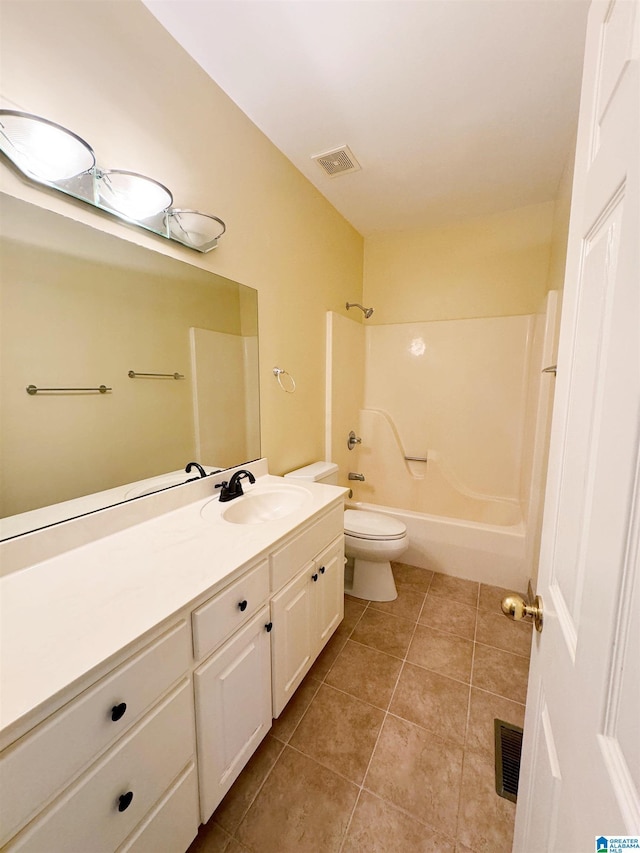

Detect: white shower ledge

[0,461,346,746]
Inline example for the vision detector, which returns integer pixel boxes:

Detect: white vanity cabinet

[270,506,344,718]
[191,559,272,824]
[1,623,198,853]
[314,537,346,648]
[0,477,346,853]
[194,607,272,823]
[193,505,344,817]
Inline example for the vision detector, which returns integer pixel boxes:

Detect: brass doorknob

[501,593,544,633]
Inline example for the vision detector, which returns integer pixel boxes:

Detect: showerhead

[346,302,374,319]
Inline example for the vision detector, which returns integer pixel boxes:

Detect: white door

[513,2,639,851]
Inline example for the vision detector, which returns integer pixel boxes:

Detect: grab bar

[404,455,427,462]
[27,384,111,395]
[128,371,184,380]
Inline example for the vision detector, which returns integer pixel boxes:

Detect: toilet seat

[344,510,406,541]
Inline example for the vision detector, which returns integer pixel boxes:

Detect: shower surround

[326,296,558,591]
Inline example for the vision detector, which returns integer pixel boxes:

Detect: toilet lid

[344,509,406,541]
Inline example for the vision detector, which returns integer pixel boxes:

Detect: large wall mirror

[0,193,260,540]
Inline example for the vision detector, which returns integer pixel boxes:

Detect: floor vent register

[494,719,524,802]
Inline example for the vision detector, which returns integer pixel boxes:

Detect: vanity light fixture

[167,209,226,253]
[0,111,95,182]
[0,109,226,252]
[95,169,173,221]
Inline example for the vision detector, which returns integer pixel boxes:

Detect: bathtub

[347,499,527,592]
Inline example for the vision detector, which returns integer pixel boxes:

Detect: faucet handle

[347,431,362,451]
[215,481,235,502]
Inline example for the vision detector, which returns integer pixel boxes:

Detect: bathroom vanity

[0,460,346,852]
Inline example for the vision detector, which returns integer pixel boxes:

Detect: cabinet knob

[118,791,134,812]
[312,573,319,582]
[238,599,248,612]
[111,702,127,722]
[265,622,273,632]
[319,566,326,574]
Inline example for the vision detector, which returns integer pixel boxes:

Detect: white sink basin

[201,485,309,524]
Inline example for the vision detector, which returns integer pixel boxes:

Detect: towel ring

[273,367,296,393]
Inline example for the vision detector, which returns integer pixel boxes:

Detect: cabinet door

[270,562,316,718]
[194,606,272,824]
[315,537,345,650]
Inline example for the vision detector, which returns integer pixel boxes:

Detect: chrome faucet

[348,472,365,481]
[216,469,256,502]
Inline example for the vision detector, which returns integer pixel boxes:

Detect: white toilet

[284,461,408,602]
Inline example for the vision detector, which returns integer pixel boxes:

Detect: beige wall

[0,0,363,480]
[363,201,555,323]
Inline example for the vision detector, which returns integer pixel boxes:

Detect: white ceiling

[143,0,589,237]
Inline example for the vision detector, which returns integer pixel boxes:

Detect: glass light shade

[166,209,226,252]
[0,110,226,252]
[0,110,95,182]
[96,170,173,220]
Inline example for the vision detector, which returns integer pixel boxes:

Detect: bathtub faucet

[348,472,365,481]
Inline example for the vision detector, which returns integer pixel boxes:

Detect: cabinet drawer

[0,621,191,846]
[117,763,198,853]
[192,560,269,660]
[6,680,195,853]
[270,503,343,591]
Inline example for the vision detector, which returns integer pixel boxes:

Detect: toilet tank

[284,461,339,485]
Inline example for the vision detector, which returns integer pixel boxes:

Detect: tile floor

[188,563,532,853]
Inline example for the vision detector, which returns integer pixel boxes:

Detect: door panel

[522,689,562,852]
[514,2,639,848]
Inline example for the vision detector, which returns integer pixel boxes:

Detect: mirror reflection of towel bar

[128,370,184,379]
[405,455,427,462]
[26,384,111,394]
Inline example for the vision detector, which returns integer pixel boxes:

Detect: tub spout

[348,472,365,481]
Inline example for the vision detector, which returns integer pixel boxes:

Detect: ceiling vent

[312,145,361,177]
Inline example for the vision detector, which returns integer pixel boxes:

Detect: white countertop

[0,471,346,744]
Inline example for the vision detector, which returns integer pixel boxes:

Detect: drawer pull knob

[118,791,134,812]
[265,622,273,632]
[111,702,127,722]
[312,573,319,582]
[319,566,326,574]
[238,599,248,612]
